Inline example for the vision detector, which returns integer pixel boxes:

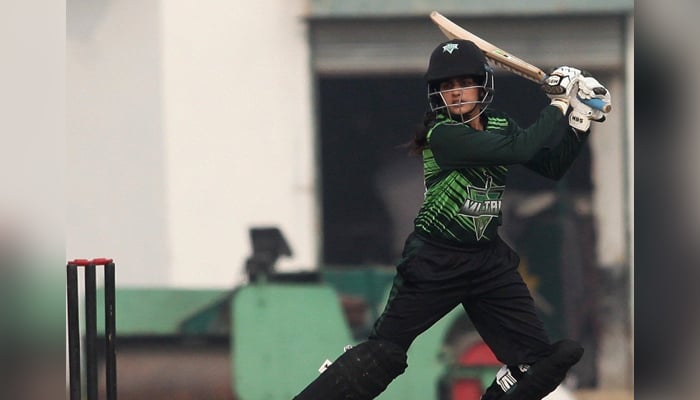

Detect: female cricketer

[294,39,611,400]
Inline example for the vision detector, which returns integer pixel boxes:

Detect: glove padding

[568,76,611,131]
[542,66,582,100]
[576,75,610,103]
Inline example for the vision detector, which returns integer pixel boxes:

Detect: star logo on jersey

[442,43,459,54]
[459,176,504,240]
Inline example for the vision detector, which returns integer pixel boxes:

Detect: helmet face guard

[424,40,495,125]
[427,70,495,124]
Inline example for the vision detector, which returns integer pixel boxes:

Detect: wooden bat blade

[429,11,546,83]
[429,11,611,113]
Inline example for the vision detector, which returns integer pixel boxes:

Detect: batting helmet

[425,40,489,83]
[424,40,495,123]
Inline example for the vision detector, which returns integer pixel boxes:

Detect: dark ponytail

[407,111,438,155]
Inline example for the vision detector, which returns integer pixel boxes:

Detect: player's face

[439,76,481,116]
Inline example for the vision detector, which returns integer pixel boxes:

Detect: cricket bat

[429,11,611,113]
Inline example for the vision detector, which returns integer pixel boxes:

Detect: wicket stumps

[67,258,117,400]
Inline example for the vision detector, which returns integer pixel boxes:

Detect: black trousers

[369,232,552,366]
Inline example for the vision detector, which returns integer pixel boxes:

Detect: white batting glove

[542,66,583,114]
[568,76,611,131]
[569,95,605,131]
[575,75,612,113]
[542,66,582,98]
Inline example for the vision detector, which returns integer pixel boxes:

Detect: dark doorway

[318,76,426,266]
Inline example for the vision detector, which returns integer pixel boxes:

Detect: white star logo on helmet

[442,43,459,54]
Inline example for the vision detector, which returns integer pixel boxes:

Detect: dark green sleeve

[522,128,590,180]
[430,105,566,168]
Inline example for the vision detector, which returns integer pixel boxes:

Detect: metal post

[67,263,81,400]
[105,261,117,400]
[85,264,98,400]
[67,258,117,400]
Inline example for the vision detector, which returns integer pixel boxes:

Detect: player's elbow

[547,169,567,181]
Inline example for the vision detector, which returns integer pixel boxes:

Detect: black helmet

[424,40,495,124]
[425,40,489,83]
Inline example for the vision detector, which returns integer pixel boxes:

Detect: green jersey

[414,105,588,246]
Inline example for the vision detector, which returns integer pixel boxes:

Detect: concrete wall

[67,0,316,287]
[1,1,64,258]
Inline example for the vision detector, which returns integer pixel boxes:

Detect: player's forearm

[432,106,565,168]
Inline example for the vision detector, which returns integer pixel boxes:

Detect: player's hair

[407,111,438,155]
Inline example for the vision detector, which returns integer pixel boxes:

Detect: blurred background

[8,0,688,399]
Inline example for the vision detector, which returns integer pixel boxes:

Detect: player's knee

[543,339,584,380]
[294,339,408,400]
[481,339,584,400]
[549,339,584,367]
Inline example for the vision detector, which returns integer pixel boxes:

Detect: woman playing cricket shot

[294,39,611,400]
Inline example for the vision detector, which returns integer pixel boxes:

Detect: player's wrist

[549,98,570,115]
[569,110,591,131]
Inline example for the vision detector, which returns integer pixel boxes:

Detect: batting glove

[542,66,583,114]
[575,75,612,112]
[568,76,611,131]
[543,66,583,97]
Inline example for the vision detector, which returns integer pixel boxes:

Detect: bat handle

[581,97,611,113]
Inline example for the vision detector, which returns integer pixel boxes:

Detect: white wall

[67,0,316,287]
[67,0,169,285]
[1,1,64,259]
[161,0,316,287]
